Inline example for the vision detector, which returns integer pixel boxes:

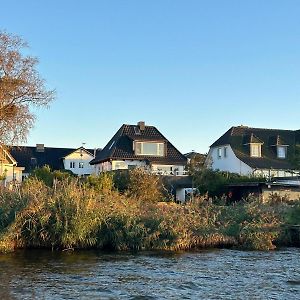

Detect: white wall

[176,188,186,202]
[96,161,112,173]
[112,160,147,170]
[207,145,253,176]
[63,149,95,176]
[0,163,23,186]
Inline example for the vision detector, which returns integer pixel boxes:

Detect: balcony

[151,170,189,176]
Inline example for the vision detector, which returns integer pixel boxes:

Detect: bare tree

[0,31,55,145]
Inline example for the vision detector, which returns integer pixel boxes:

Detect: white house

[63,147,96,176]
[0,145,24,186]
[206,126,300,178]
[9,144,101,178]
[90,121,190,201]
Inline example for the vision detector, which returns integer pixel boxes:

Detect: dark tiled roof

[211,126,299,170]
[242,133,264,145]
[90,124,187,165]
[9,146,101,173]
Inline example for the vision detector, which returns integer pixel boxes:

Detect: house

[206,126,300,177]
[0,145,24,186]
[90,121,187,175]
[90,121,190,201]
[9,144,101,178]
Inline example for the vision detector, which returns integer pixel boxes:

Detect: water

[0,248,300,299]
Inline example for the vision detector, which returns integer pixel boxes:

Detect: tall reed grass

[0,175,298,253]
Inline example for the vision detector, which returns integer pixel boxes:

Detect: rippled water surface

[0,248,300,299]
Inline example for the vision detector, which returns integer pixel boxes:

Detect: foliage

[284,202,300,225]
[127,168,164,202]
[0,177,299,253]
[112,170,130,192]
[85,173,114,194]
[28,165,72,187]
[192,169,265,197]
[186,153,207,174]
[289,144,300,170]
[0,31,55,145]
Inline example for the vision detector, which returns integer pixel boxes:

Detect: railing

[151,170,189,176]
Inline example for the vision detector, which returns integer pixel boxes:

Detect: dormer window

[243,133,263,158]
[250,144,262,157]
[277,146,287,159]
[135,142,165,156]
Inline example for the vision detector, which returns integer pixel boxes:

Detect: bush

[127,168,164,202]
[28,165,72,187]
[85,173,114,194]
[0,178,298,253]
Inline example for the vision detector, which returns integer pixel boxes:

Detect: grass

[0,175,299,253]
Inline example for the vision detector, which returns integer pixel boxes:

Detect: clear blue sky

[1,1,300,153]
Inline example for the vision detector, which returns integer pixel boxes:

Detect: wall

[63,149,94,176]
[262,186,300,202]
[207,145,253,175]
[111,160,147,170]
[0,163,23,186]
[96,161,112,173]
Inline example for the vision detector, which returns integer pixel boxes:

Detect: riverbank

[1,177,300,253]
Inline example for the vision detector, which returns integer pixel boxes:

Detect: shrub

[127,168,164,202]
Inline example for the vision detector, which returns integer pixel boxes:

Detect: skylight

[109,141,115,150]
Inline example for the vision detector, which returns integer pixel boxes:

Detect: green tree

[128,168,164,202]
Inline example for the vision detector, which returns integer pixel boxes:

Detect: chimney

[138,121,145,131]
[36,144,45,152]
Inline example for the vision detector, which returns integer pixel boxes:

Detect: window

[79,162,84,168]
[114,161,127,169]
[217,148,222,159]
[250,144,261,157]
[224,147,227,158]
[70,161,75,168]
[135,142,165,156]
[277,146,287,159]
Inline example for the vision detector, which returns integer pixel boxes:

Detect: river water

[0,248,299,299]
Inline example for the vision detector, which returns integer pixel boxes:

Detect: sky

[1,0,300,154]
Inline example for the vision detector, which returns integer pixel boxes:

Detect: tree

[0,31,54,144]
[186,152,207,175]
[128,168,164,202]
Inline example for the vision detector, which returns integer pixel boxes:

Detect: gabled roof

[90,123,187,165]
[210,126,299,170]
[0,145,17,165]
[9,146,101,173]
[63,147,96,159]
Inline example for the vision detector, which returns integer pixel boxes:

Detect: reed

[0,175,298,253]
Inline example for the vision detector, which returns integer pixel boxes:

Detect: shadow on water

[0,248,300,299]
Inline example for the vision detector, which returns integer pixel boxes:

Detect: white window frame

[250,144,262,157]
[135,142,165,156]
[217,148,222,159]
[224,147,227,158]
[277,146,287,159]
[79,162,84,168]
[70,161,75,168]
